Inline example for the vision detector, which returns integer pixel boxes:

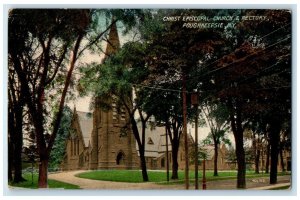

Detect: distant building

[136,124,194,170]
[61,110,92,170]
[60,108,194,170]
[200,144,232,170]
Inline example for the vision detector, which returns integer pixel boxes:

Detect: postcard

[6,8,292,192]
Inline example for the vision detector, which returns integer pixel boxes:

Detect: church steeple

[103,19,120,60]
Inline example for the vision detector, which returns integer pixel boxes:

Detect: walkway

[48,170,291,190]
[48,170,179,190]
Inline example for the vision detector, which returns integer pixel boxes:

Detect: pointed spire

[73,105,78,120]
[73,105,77,113]
[103,18,120,60]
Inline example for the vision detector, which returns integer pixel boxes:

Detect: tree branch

[76,19,118,61]
[47,32,84,155]
[45,43,69,85]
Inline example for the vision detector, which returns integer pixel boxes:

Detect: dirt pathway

[48,170,291,190]
[48,170,178,190]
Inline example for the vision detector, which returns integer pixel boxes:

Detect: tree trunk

[8,137,13,182]
[33,111,48,188]
[13,106,25,183]
[253,135,259,174]
[8,90,25,183]
[255,150,260,174]
[269,119,281,184]
[38,157,49,188]
[234,133,246,188]
[128,114,149,182]
[8,51,25,183]
[265,143,270,173]
[229,103,246,189]
[46,33,84,156]
[8,107,14,182]
[139,150,149,182]
[171,140,179,179]
[213,141,219,176]
[13,136,24,183]
[166,121,181,180]
[279,145,286,172]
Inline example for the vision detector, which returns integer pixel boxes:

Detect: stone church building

[61,21,189,171]
[61,107,196,171]
[60,20,236,172]
[61,21,139,170]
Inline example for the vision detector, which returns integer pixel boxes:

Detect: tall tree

[8,9,138,187]
[137,9,225,181]
[245,10,291,184]
[201,101,230,176]
[8,61,26,183]
[199,9,291,188]
[8,9,92,187]
[140,83,185,180]
[246,115,270,174]
[278,121,291,172]
[9,9,147,187]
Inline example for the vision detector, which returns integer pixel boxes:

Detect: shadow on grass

[9,173,80,189]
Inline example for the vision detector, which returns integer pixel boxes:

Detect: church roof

[76,111,93,147]
[201,144,228,161]
[137,123,172,158]
[202,145,215,160]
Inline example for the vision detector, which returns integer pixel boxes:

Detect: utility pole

[182,72,189,190]
[165,125,169,182]
[191,92,199,189]
[203,158,207,190]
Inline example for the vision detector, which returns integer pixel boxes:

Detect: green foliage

[204,129,231,147]
[226,147,237,163]
[9,9,92,162]
[189,145,209,165]
[201,101,232,167]
[76,9,290,186]
[49,106,73,168]
[79,41,150,109]
[225,146,255,166]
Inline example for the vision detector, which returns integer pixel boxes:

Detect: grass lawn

[9,173,80,189]
[76,170,289,184]
[76,170,170,183]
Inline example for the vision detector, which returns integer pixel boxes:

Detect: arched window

[71,139,73,156]
[73,140,76,156]
[116,151,125,165]
[77,140,79,155]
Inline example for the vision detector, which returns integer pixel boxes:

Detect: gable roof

[76,111,93,147]
[136,123,172,158]
[201,144,229,160]
[202,145,215,160]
